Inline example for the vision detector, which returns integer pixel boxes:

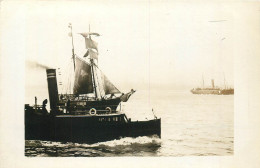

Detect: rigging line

[66,69,70,94]
[65,60,72,92]
[94,64,120,92]
[69,23,76,71]
[62,60,72,94]
[75,55,91,66]
[68,63,73,94]
[99,68,106,96]
[92,63,105,95]
[96,66,106,96]
[93,63,103,98]
[60,59,71,94]
[64,59,73,94]
[90,58,98,98]
[90,59,97,98]
[70,59,74,94]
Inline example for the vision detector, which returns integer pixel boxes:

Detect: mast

[90,58,98,98]
[88,25,98,98]
[78,25,102,99]
[68,23,76,71]
[211,79,215,88]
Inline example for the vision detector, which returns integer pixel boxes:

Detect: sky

[1,1,234,103]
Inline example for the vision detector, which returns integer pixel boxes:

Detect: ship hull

[25,107,161,144]
[54,115,161,143]
[191,89,221,95]
[191,89,234,95]
[220,89,234,95]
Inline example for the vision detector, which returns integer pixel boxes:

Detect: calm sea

[25,89,233,157]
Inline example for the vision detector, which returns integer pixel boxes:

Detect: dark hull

[25,108,161,144]
[220,89,234,95]
[25,109,54,141]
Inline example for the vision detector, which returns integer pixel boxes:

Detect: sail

[95,67,121,95]
[84,49,98,60]
[102,74,121,94]
[89,49,98,60]
[73,57,94,94]
[92,65,103,99]
[85,38,98,51]
[79,32,99,52]
[79,32,100,37]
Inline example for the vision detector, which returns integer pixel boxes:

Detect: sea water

[25,89,233,157]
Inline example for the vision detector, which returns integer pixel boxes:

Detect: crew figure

[42,99,48,114]
[60,94,64,100]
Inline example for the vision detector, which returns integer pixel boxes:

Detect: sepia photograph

[0,0,260,167]
[23,1,233,157]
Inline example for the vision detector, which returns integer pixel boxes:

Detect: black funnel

[46,69,58,112]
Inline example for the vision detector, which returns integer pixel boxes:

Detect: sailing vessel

[25,24,161,143]
[191,76,234,95]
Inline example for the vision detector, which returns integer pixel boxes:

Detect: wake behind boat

[25,24,161,143]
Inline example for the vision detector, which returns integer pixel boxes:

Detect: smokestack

[211,79,215,88]
[46,69,58,112]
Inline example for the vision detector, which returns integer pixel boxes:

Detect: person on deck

[42,99,48,114]
[60,94,64,100]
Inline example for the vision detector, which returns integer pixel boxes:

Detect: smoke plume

[26,60,52,69]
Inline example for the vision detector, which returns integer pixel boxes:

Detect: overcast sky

[1,1,235,102]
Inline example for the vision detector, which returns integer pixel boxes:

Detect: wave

[25,136,162,157]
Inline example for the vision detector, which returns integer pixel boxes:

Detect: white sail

[94,66,106,98]
[102,74,121,94]
[95,66,121,95]
[85,38,98,51]
[83,49,98,60]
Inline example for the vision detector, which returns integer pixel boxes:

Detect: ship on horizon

[191,76,234,95]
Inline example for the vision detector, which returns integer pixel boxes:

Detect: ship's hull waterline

[191,89,234,95]
[25,108,161,144]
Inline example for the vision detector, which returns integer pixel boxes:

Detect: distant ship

[25,24,161,143]
[191,77,234,95]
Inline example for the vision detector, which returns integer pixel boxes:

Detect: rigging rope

[95,65,106,97]
[93,63,104,98]
[60,58,73,94]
